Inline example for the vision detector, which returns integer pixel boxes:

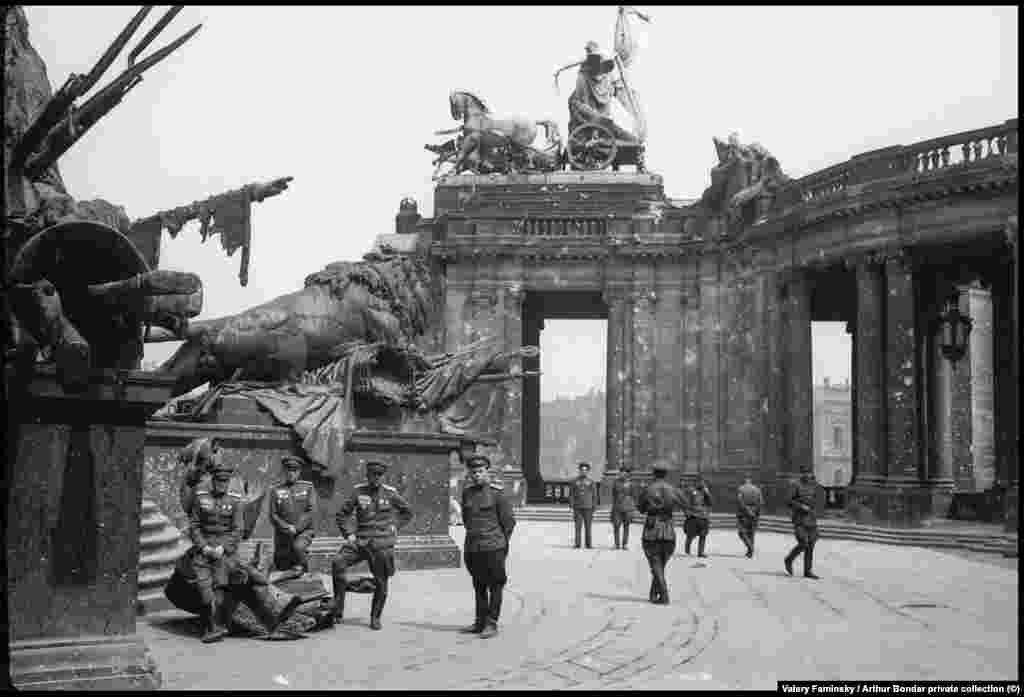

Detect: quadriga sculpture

[160,254,433,396]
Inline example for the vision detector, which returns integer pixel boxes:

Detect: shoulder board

[228,492,243,498]
[298,480,313,486]
[355,482,369,489]
[382,484,397,492]
[489,483,504,491]
[195,488,212,496]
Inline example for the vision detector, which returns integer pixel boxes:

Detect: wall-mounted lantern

[938,296,972,364]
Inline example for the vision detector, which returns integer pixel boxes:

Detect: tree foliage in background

[540,387,606,480]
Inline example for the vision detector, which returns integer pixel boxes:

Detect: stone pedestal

[7,365,175,690]
[143,395,479,596]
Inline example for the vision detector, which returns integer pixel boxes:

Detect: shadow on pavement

[145,615,203,639]
[742,570,792,578]
[394,620,469,633]
[585,592,649,605]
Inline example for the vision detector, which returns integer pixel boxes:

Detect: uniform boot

[201,592,227,643]
[784,546,798,576]
[621,524,629,550]
[479,620,499,639]
[697,534,707,558]
[803,542,819,579]
[219,592,239,636]
[331,571,347,621]
[613,524,621,550]
[684,536,693,555]
[369,586,387,631]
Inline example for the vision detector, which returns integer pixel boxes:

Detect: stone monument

[3,6,206,689]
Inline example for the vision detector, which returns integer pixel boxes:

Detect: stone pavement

[139,521,1018,690]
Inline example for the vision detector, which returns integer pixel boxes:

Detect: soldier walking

[331,460,414,630]
[610,465,639,550]
[683,475,713,557]
[180,462,301,643]
[736,475,764,558]
[460,455,516,639]
[270,455,318,577]
[784,471,821,580]
[637,461,687,604]
[569,461,597,549]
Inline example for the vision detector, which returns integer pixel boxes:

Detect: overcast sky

[24,6,1017,400]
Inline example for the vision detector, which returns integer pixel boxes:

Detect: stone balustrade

[795,118,1017,203]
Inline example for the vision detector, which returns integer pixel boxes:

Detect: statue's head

[585,40,601,55]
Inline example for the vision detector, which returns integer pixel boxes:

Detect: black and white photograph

[3,5,1018,691]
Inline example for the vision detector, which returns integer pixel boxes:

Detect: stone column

[620,291,636,472]
[999,218,1019,532]
[653,286,685,467]
[853,258,886,488]
[883,252,921,484]
[631,288,658,469]
[846,319,859,484]
[604,288,628,472]
[499,284,525,471]
[785,270,814,473]
[681,284,702,477]
[763,274,786,488]
[965,283,995,491]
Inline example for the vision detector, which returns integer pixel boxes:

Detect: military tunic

[610,475,639,548]
[333,482,413,580]
[736,482,764,554]
[683,485,713,555]
[270,479,317,571]
[462,482,516,627]
[637,478,686,603]
[570,475,597,548]
[784,479,820,576]
[179,490,246,602]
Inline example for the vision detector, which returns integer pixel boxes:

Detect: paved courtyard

[140,521,1018,690]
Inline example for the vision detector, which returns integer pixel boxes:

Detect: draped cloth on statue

[162,339,524,477]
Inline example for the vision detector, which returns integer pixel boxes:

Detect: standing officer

[569,461,597,549]
[270,454,318,576]
[784,471,821,579]
[331,460,414,630]
[460,455,516,639]
[683,475,713,557]
[610,465,639,550]
[637,461,687,604]
[181,461,300,643]
[736,475,764,558]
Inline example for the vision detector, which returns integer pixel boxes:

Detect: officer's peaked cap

[651,460,675,472]
[282,455,304,469]
[467,455,491,469]
[212,462,235,479]
[365,460,388,473]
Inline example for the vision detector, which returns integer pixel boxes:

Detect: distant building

[814,378,852,486]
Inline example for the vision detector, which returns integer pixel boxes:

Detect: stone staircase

[513,505,1019,556]
[137,499,191,615]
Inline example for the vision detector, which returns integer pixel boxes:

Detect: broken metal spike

[124,23,202,78]
[126,5,184,68]
[74,23,201,125]
[78,6,154,95]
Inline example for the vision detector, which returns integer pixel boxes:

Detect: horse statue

[431,90,563,176]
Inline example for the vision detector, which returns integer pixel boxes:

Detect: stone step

[513,507,1016,553]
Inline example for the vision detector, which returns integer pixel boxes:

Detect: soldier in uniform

[331,460,414,630]
[270,454,318,576]
[569,461,597,549]
[736,475,764,558]
[610,465,639,550]
[460,455,516,639]
[637,461,687,604]
[784,471,821,579]
[682,475,713,557]
[180,462,301,643]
